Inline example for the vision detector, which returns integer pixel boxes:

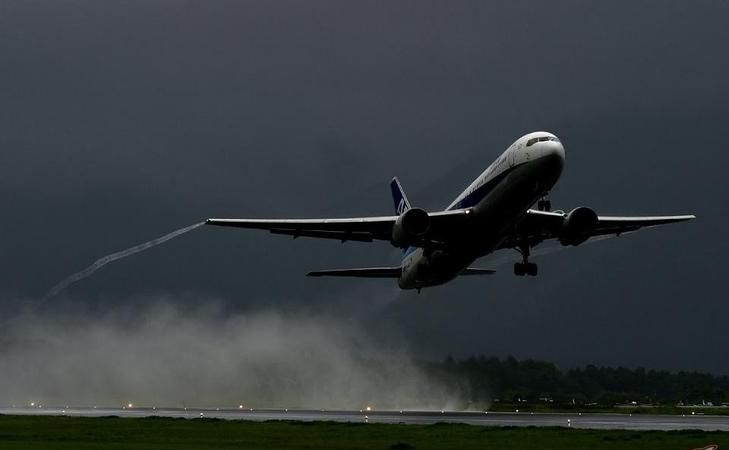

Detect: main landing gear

[537,196,551,211]
[514,242,538,277]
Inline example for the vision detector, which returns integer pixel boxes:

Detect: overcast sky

[1,1,728,375]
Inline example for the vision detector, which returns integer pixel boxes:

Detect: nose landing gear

[514,242,538,276]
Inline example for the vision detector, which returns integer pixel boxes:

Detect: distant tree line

[424,356,729,406]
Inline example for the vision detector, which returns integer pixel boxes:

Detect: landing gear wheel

[514,262,538,277]
[514,263,525,276]
[515,240,539,277]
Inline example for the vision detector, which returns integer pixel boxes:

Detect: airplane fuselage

[398,132,565,289]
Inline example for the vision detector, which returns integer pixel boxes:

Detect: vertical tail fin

[390,177,412,215]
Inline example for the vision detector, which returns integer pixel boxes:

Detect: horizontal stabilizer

[307,267,401,278]
[460,267,496,275]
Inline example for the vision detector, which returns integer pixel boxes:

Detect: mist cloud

[0,297,465,410]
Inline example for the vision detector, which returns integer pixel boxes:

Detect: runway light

[127,403,133,409]
[239,405,244,409]
[30,402,35,407]
[365,406,372,412]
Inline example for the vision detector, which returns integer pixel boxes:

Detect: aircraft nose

[539,140,565,174]
[542,140,565,164]
[545,140,565,161]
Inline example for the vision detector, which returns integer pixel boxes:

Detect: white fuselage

[399,131,565,289]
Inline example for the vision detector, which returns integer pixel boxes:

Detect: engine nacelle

[559,207,598,246]
[392,208,431,248]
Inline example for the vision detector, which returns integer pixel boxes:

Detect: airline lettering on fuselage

[467,152,509,197]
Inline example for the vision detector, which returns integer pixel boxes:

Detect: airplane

[206,131,695,291]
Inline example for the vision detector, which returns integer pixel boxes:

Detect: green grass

[0,415,725,450]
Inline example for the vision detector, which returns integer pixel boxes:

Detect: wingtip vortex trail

[42,221,206,301]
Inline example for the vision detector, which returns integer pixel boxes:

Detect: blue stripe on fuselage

[447,162,523,210]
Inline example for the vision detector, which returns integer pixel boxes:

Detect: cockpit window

[526,136,560,147]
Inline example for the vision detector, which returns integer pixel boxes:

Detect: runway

[2,407,728,431]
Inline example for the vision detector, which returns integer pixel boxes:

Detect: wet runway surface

[2,407,729,431]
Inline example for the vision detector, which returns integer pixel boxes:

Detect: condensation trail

[43,222,205,300]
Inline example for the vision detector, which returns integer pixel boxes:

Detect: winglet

[390,177,412,215]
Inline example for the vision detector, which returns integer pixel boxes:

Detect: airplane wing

[206,208,474,245]
[307,267,401,278]
[498,209,696,249]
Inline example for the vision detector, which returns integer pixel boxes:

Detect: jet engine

[559,207,598,246]
[391,208,431,248]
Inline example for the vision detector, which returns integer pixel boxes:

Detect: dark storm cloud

[0,0,727,385]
